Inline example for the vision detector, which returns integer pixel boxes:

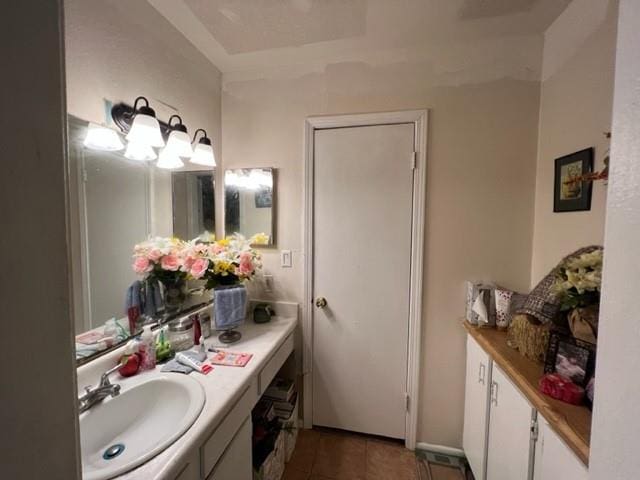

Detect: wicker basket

[507,314,551,363]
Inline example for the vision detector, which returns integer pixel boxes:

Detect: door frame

[303,110,428,449]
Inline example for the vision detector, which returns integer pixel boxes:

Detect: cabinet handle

[491,381,499,406]
[478,363,485,385]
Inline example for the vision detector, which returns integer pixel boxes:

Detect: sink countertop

[77,315,297,480]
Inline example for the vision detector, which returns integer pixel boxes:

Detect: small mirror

[224,168,275,246]
[172,171,215,240]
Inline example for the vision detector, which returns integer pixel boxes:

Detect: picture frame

[254,186,272,208]
[544,332,596,387]
[553,147,594,212]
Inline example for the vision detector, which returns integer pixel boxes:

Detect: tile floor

[283,428,464,480]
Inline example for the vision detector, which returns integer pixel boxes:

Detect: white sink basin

[80,373,205,480]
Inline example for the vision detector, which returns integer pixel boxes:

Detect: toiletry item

[126,280,143,335]
[253,304,274,324]
[139,325,156,370]
[198,336,206,360]
[167,317,194,351]
[118,341,141,377]
[104,317,129,342]
[155,326,173,363]
[193,314,202,345]
[176,351,212,374]
[200,312,212,338]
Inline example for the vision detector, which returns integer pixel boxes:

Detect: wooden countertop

[464,321,591,466]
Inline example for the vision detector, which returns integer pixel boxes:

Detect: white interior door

[312,123,415,439]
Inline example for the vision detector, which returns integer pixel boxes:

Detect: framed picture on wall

[553,147,594,212]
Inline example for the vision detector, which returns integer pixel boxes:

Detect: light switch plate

[280,250,292,268]
[263,274,274,292]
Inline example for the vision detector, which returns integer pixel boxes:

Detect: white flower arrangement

[552,248,603,311]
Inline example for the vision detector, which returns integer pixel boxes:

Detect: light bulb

[156,148,184,169]
[165,129,194,158]
[126,113,165,147]
[124,141,157,161]
[83,123,124,151]
[190,142,216,167]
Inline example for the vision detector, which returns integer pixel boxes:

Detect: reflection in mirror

[224,168,275,246]
[172,171,215,240]
[67,116,215,363]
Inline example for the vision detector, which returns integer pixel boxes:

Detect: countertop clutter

[77,314,297,480]
[464,321,591,465]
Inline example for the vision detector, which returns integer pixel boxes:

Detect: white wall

[0,1,80,478]
[589,1,640,477]
[530,0,618,285]
[222,37,542,446]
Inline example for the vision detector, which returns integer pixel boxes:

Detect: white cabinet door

[463,335,491,480]
[533,417,588,480]
[208,416,252,480]
[174,450,200,480]
[487,365,534,480]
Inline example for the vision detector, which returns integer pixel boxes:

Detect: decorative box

[539,373,585,405]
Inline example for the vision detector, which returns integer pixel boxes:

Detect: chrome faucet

[78,364,121,414]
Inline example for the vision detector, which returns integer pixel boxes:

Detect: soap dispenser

[140,325,157,370]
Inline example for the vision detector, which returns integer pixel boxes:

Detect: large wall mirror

[68,116,215,362]
[224,168,276,246]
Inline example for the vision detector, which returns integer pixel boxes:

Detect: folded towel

[125,280,143,311]
[214,285,247,330]
[142,278,163,318]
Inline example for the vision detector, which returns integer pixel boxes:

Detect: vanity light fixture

[164,115,194,158]
[83,122,124,151]
[156,147,184,169]
[124,140,157,161]
[190,129,216,167]
[124,96,165,148]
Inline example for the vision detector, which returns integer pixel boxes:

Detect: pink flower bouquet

[180,233,262,290]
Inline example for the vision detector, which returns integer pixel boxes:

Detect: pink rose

[148,249,163,262]
[160,254,181,271]
[190,258,209,279]
[133,256,152,274]
[182,255,195,271]
[210,244,225,255]
[236,253,255,276]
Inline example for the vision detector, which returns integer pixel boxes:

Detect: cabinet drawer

[201,381,257,478]
[258,333,294,395]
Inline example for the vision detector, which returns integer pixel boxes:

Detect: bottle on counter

[139,325,157,370]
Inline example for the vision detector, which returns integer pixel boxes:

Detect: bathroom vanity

[463,322,590,480]
[77,308,297,480]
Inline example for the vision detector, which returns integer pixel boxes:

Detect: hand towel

[214,285,247,330]
[125,280,142,311]
[142,278,163,318]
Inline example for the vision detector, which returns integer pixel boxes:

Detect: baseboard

[416,442,465,458]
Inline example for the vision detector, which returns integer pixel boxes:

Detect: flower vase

[161,277,188,315]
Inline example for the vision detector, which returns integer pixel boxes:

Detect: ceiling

[148,0,571,74]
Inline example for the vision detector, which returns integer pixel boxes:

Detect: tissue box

[465,281,497,326]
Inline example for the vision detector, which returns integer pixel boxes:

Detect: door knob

[315,297,328,309]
